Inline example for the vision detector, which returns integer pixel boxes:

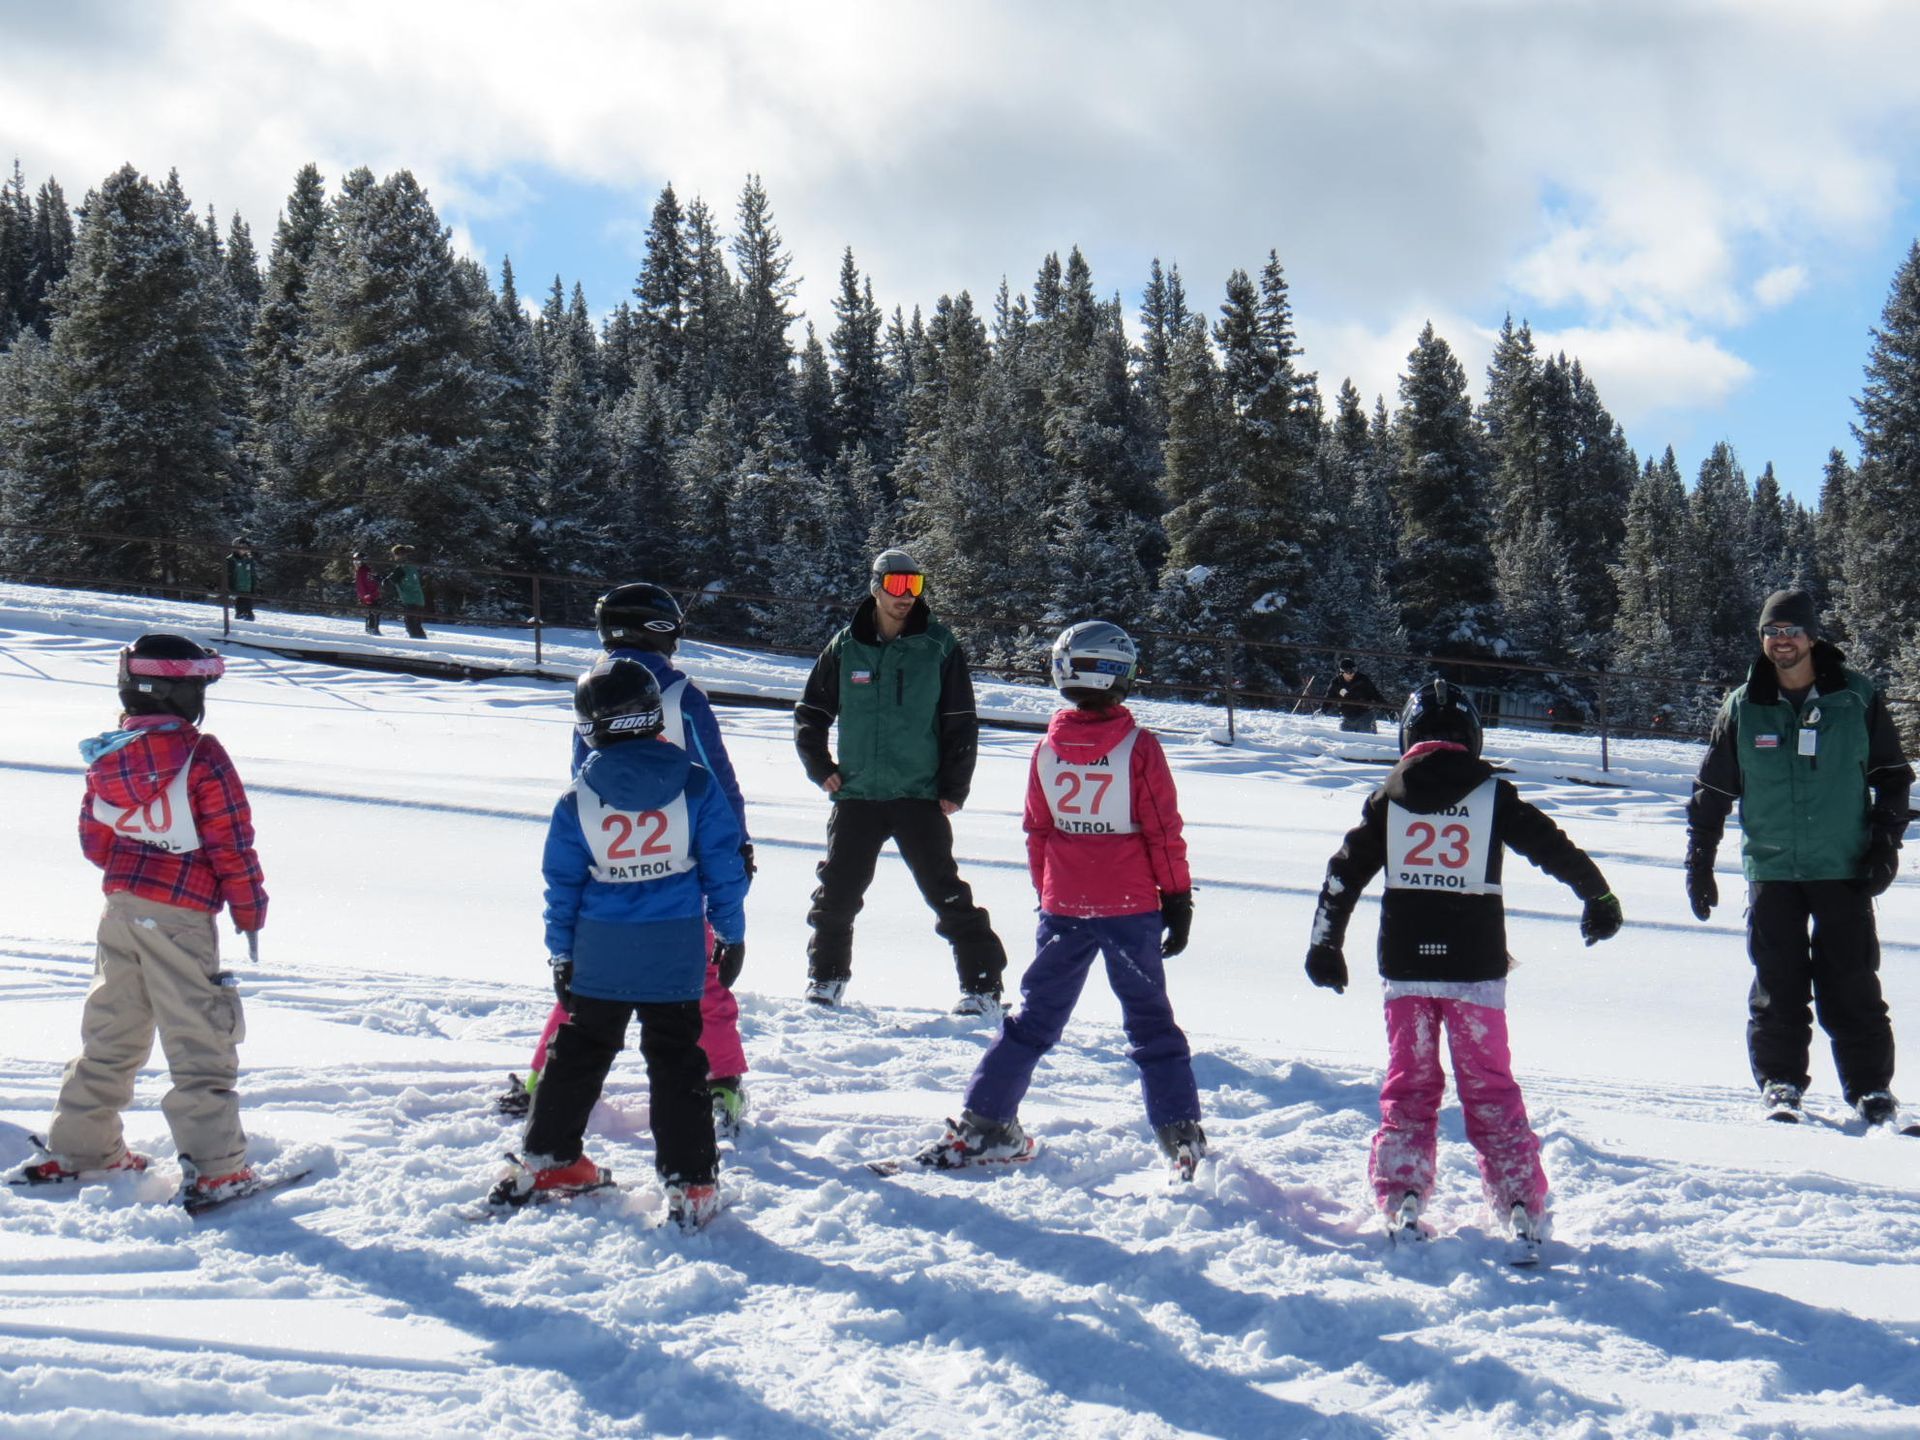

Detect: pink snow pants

[1369,995,1548,1221]
[531,923,747,1081]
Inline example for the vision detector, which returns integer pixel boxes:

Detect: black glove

[1580,892,1623,946]
[1862,834,1900,897]
[550,956,573,1008]
[713,937,745,989]
[1685,846,1718,922]
[1305,942,1348,994]
[739,842,757,879]
[1159,891,1193,957]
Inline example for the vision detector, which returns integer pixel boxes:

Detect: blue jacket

[571,648,750,841]
[543,738,748,1003]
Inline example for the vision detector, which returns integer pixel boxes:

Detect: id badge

[1798,728,1818,757]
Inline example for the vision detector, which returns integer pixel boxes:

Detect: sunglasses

[878,572,925,598]
[1761,623,1807,639]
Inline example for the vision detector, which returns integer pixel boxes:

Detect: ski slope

[1,583,1918,1439]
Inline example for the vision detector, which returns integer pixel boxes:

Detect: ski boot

[492,1072,534,1118]
[1761,1079,1803,1123]
[1155,1120,1208,1183]
[663,1178,723,1231]
[487,1152,609,1208]
[951,989,1005,1022]
[711,1077,746,1139]
[1853,1090,1920,1134]
[805,977,848,1007]
[9,1135,149,1186]
[914,1110,1035,1170]
[1385,1190,1426,1245]
[1507,1202,1545,1267]
[178,1157,258,1207]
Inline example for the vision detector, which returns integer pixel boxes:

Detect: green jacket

[225,553,256,594]
[389,564,425,607]
[793,597,979,804]
[1687,642,1913,882]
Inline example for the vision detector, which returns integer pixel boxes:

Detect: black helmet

[574,658,664,748]
[595,582,683,653]
[1399,679,1482,758]
[118,633,224,724]
[1050,620,1138,705]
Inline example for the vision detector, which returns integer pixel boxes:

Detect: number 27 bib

[1385,779,1498,894]
[575,782,695,883]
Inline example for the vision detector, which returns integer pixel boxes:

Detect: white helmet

[1051,620,1138,704]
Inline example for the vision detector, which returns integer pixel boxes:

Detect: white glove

[242,930,260,964]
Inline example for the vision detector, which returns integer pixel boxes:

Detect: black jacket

[1311,745,1609,981]
[1323,671,1384,723]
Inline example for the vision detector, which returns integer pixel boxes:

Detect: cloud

[1754,264,1809,309]
[1527,322,1755,427]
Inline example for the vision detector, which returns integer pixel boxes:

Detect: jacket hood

[84,717,198,806]
[850,594,930,644]
[605,646,684,686]
[1744,639,1850,704]
[579,736,692,810]
[1045,703,1135,765]
[1383,742,1495,813]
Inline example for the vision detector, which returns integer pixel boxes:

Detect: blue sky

[8,0,1920,504]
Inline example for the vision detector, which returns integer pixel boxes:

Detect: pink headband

[125,655,225,679]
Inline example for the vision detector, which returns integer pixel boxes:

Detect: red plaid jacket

[78,717,269,931]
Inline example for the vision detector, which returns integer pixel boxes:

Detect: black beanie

[1758,589,1818,637]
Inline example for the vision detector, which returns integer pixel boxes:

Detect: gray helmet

[1051,620,1138,704]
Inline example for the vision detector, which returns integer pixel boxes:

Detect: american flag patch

[1754,734,1780,749]
[851,670,873,685]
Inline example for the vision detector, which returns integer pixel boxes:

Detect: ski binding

[184,1168,315,1218]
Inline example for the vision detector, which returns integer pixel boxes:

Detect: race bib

[575,782,695,883]
[91,751,201,854]
[1385,779,1498,894]
[1037,729,1140,835]
[657,675,690,749]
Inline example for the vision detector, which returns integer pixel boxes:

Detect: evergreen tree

[679,196,732,414]
[1608,449,1702,725]
[795,323,834,470]
[1156,317,1246,678]
[535,344,616,576]
[633,184,689,388]
[482,256,545,573]
[1749,462,1793,594]
[1817,448,1857,630]
[729,175,797,429]
[223,213,262,314]
[828,247,886,461]
[1688,441,1756,682]
[1847,239,1920,675]
[21,175,73,339]
[247,163,330,555]
[3,165,242,584]
[0,161,28,341]
[604,363,684,563]
[1392,323,1497,657]
[599,301,639,403]
[286,169,506,573]
[674,394,742,583]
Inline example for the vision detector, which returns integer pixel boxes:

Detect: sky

[7,0,1920,503]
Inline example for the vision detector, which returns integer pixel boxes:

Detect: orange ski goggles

[877,572,925,598]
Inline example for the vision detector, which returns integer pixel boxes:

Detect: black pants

[522,995,715,1183]
[1747,879,1894,1102]
[234,597,254,621]
[363,606,380,635]
[806,797,1007,993]
[403,607,427,639]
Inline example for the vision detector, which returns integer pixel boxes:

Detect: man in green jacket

[794,549,1008,1017]
[1686,589,1914,1129]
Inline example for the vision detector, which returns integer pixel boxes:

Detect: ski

[183,1168,315,1218]
[1383,1191,1428,1248]
[467,1172,618,1222]
[866,1139,1039,1177]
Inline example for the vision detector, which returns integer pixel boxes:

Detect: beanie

[1757,589,1818,638]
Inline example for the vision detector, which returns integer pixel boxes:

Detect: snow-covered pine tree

[673,394,742,587]
[1815,448,1856,625]
[0,162,28,342]
[534,342,617,580]
[4,165,241,585]
[223,213,262,317]
[679,195,733,417]
[1847,240,1920,679]
[1608,448,1707,726]
[1688,441,1757,684]
[828,247,887,465]
[604,362,684,568]
[796,323,834,471]
[1392,322,1497,660]
[287,168,506,576]
[729,175,797,434]
[1749,462,1795,595]
[481,257,546,578]
[599,302,639,405]
[633,184,689,390]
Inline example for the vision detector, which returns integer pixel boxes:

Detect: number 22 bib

[1385,778,1498,894]
[574,781,695,883]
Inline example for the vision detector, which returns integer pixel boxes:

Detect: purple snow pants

[1369,995,1548,1221]
[963,911,1200,1129]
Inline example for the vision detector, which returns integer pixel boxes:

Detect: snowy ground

[1,583,1918,1438]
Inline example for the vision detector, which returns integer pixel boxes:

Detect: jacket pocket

[210,971,246,1044]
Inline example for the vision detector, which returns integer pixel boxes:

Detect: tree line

[3,158,1920,729]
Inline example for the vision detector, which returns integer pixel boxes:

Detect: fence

[0,522,1855,772]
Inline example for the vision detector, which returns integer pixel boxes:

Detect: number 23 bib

[575,782,695,883]
[1385,779,1498,894]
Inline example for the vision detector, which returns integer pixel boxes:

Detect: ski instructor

[1685,588,1915,1129]
[794,548,1009,1017]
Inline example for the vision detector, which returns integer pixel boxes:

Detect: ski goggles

[876,572,925,598]
[1760,623,1807,639]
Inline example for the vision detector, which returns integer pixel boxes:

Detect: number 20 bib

[90,750,201,854]
[1037,730,1140,835]
[574,782,695,883]
[1385,778,1498,894]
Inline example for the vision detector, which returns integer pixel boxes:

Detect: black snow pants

[805,797,1008,995]
[522,995,715,1184]
[1746,879,1894,1102]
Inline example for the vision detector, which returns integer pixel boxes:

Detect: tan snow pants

[48,891,248,1175]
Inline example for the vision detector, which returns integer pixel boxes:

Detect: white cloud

[1754,264,1810,309]
[1525,323,1756,427]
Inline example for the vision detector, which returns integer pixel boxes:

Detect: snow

[2,581,1919,1437]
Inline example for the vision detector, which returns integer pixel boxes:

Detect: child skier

[14,634,269,1205]
[1304,679,1623,1251]
[494,583,755,1135]
[917,621,1205,1179]
[493,657,748,1228]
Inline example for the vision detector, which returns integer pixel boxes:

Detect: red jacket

[354,563,381,605]
[78,716,269,931]
[1023,704,1189,917]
